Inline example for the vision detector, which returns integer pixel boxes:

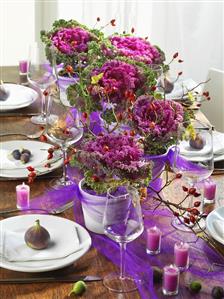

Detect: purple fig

[189,133,206,150]
[21,148,31,156]
[11,149,21,160]
[24,219,50,250]
[20,153,30,163]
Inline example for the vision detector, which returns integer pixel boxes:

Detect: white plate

[0,140,62,178]
[0,214,91,272]
[206,207,224,245]
[0,84,38,112]
[165,78,202,100]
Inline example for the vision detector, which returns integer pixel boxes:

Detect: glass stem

[119,242,126,279]
[41,92,47,119]
[61,146,68,183]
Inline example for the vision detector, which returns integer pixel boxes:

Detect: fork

[0,130,44,139]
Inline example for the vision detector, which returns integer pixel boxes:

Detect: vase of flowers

[72,133,152,233]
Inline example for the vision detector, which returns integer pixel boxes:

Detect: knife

[0,275,102,284]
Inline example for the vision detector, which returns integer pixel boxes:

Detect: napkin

[165,78,202,100]
[212,220,224,239]
[213,131,224,155]
[0,227,80,262]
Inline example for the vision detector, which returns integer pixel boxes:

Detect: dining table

[0,66,224,299]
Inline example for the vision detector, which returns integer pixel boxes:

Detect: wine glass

[46,95,83,189]
[27,43,57,125]
[171,120,214,231]
[103,186,144,292]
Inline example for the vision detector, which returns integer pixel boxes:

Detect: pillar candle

[16,182,30,209]
[174,241,189,270]
[146,226,161,255]
[163,264,179,296]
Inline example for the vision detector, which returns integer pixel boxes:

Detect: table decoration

[16,182,30,209]
[204,179,216,203]
[174,241,189,270]
[72,133,152,233]
[146,226,162,255]
[162,264,180,296]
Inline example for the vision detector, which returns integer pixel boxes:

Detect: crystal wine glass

[150,64,164,88]
[171,120,214,231]
[46,95,83,189]
[103,186,144,292]
[27,43,57,125]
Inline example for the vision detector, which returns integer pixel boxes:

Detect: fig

[21,148,31,156]
[163,77,174,94]
[189,133,206,150]
[24,219,50,250]
[212,286,224,299]
[20,153,30,164]
[11,149,21,160]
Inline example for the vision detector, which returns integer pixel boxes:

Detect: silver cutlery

[0,130,45,139]
[0,275,102,284]
[0,202,74,216]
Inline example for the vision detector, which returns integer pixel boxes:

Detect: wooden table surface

[0,66,223,299]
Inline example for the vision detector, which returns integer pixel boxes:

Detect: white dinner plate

[206,207,224,246]
[0,214,91,272]
[165,78,202,100]
[0,140,63,178]
[0,84,38,112]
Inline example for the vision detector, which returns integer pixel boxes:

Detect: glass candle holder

[16,182,30,209]
[163,264,180,296]
[174,241,189,271]
[19,60,28,86]
[146,226,161,255]
[204,180,216,204]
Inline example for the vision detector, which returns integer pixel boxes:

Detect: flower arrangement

[71,133,152,194]
[110,35,165,66]
[131,95,184,155]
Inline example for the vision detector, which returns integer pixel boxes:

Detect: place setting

[0,8,224,299]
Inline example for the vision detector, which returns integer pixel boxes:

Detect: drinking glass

[103,186,144,292]
[171,120,214,231]
[27,43,57,125]
[46,96,83,189]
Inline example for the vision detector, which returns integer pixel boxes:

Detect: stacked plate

[0,214,91,272]
[206,207,224,246]
[0,84,38,112]
[0,140,63,178]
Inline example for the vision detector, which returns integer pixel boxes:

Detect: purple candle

[19,60,28,74]
[174,241,189,270]
[16,182,30,209]
[163,264,179,295]
[146,226,161,255]
[204,180,216,201]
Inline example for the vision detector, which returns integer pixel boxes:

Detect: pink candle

[204,180,216,201]
[19,60,28,73]
[163,264,179,295]
[146,226,161,255]
[16,182,30,209]
[174,241,189,270]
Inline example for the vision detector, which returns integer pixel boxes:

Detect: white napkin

[165,78,202,100]
[213,131,224,155]
[212,220,224,239]
[0,227,80,262]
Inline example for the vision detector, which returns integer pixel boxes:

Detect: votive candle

[146,226,161,255]
[204,180,216,203]
[163,264,180,296]
[19,60,28,74]
[16,182,30,209]
[174,241,189,271]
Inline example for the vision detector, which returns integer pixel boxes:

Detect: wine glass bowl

[46,98,83,188]
[171,120,214,231]
[27,43,57,125]
[103,186,144,293]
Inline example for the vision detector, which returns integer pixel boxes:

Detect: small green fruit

[152,266,163,284]
[189,281,202,294]
[69,280,87,296]
[212,286,224,299]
